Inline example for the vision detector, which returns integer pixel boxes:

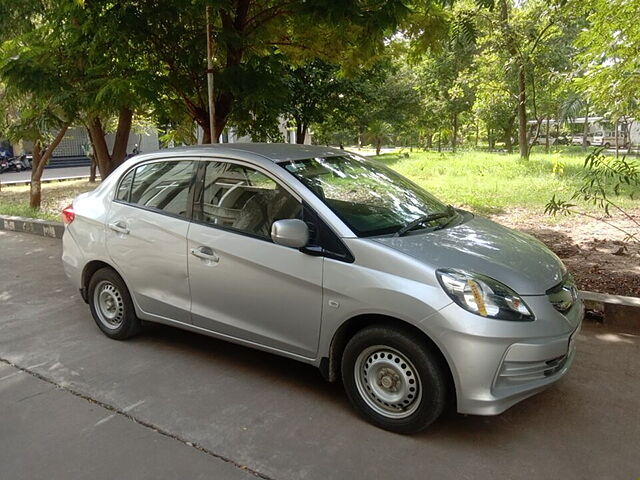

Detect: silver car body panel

[62,143,583,416]
[187,221,324,358]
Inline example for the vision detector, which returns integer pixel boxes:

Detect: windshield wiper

[393,206,455,237]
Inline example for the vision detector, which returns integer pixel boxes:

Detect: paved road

[0,166,90,184]
[1,231,639,480]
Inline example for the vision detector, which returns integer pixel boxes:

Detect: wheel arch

[81,260,131,304]
[322,314,456,403]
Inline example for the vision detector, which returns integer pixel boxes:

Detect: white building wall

[16,125,160,157]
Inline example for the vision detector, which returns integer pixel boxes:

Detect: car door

[187,159,323,358]
[106,159,196,323]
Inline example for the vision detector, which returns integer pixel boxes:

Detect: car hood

[372,213,564,295]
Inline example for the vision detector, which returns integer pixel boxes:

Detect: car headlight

[436,269,534,321]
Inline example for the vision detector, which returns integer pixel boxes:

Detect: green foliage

[545,150,640,242]
[577,0,640,119]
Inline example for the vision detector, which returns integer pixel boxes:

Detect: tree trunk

[87,118,111,179]
[295,122,307,144]
[505,129,513,154]
[545,117,550,153]
[89,155,97,183]
[426,133,433,149]
[29,145,42,209]
[29,125,69,209]
[201,119,211,144]
[87,108,134,180]
[452,113,458,153]
[375,138,381,156]
[615,118,619,158]
[437,133,441,152]
[110,108,133,171]
[475,122,479,148]
[517,64,528,159]
[582,103,589,151]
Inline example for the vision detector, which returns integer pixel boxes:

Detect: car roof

[160,143,347,162]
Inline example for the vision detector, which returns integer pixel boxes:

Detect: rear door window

[117,160,195,218]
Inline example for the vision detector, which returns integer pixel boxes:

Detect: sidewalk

[0,361,255,480]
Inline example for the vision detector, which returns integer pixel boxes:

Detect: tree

[0,3,76,208]
[471,0,580,159]
[121,0,423,144]
[284,60,342,144]
[0,0,157,181]
[577,0,640,154]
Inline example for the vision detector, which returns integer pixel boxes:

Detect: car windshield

[280,155,454,237]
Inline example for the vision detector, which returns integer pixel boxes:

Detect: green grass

[0,180,99,221]
[373,149,638,215]
[0,149,637,221]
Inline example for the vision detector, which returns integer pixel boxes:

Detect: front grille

[497,355,568,386]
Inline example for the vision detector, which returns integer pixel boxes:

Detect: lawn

[373,148,638,215]
[0,180,100,221]
[0,148,637,221]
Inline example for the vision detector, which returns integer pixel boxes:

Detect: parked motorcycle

[14,154,32,170]
[0,154,33,172]
[6,157,24,172]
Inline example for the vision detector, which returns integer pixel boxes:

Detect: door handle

[190,246,219,263]
[108,221,130,235]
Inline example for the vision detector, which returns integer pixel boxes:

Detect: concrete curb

[0,174,90,187]
[580,290,640,308]
[0,214,64,239]
[580,291,640,333]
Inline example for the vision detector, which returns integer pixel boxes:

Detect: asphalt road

[1,230,639,480]
[0,166,90,184]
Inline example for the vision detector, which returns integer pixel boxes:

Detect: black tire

[341,325,448,434]
[88,267,141,340]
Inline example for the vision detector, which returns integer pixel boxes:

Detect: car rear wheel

[341,325,447,434]
[88,267,141,340]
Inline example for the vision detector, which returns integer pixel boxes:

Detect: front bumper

[426,298,584,416]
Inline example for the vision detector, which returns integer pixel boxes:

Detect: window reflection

[282,155,449,237]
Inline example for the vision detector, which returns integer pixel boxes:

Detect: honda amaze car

[61,144,583,433]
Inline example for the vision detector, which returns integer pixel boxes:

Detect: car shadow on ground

[130,320,570,440]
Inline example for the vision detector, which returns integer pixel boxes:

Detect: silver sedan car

[61,144,583,433]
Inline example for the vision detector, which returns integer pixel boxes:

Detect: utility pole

[206,6,217,143]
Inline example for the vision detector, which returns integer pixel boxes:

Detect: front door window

[195,161,302,239]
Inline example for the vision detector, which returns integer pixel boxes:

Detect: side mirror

[271,219,309,249]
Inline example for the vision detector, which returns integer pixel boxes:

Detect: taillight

[61,204,75,225]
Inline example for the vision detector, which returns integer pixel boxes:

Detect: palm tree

[366,121,393,156]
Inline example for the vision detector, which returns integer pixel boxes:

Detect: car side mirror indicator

[271,219,309,249]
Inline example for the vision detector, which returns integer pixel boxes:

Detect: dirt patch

[490,208,640,297]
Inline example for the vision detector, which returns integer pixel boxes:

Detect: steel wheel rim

[354,345,422,419]
[94,280,125,330]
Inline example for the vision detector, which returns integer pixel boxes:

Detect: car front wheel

[88,267,141,340]
[341,325,448,434]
